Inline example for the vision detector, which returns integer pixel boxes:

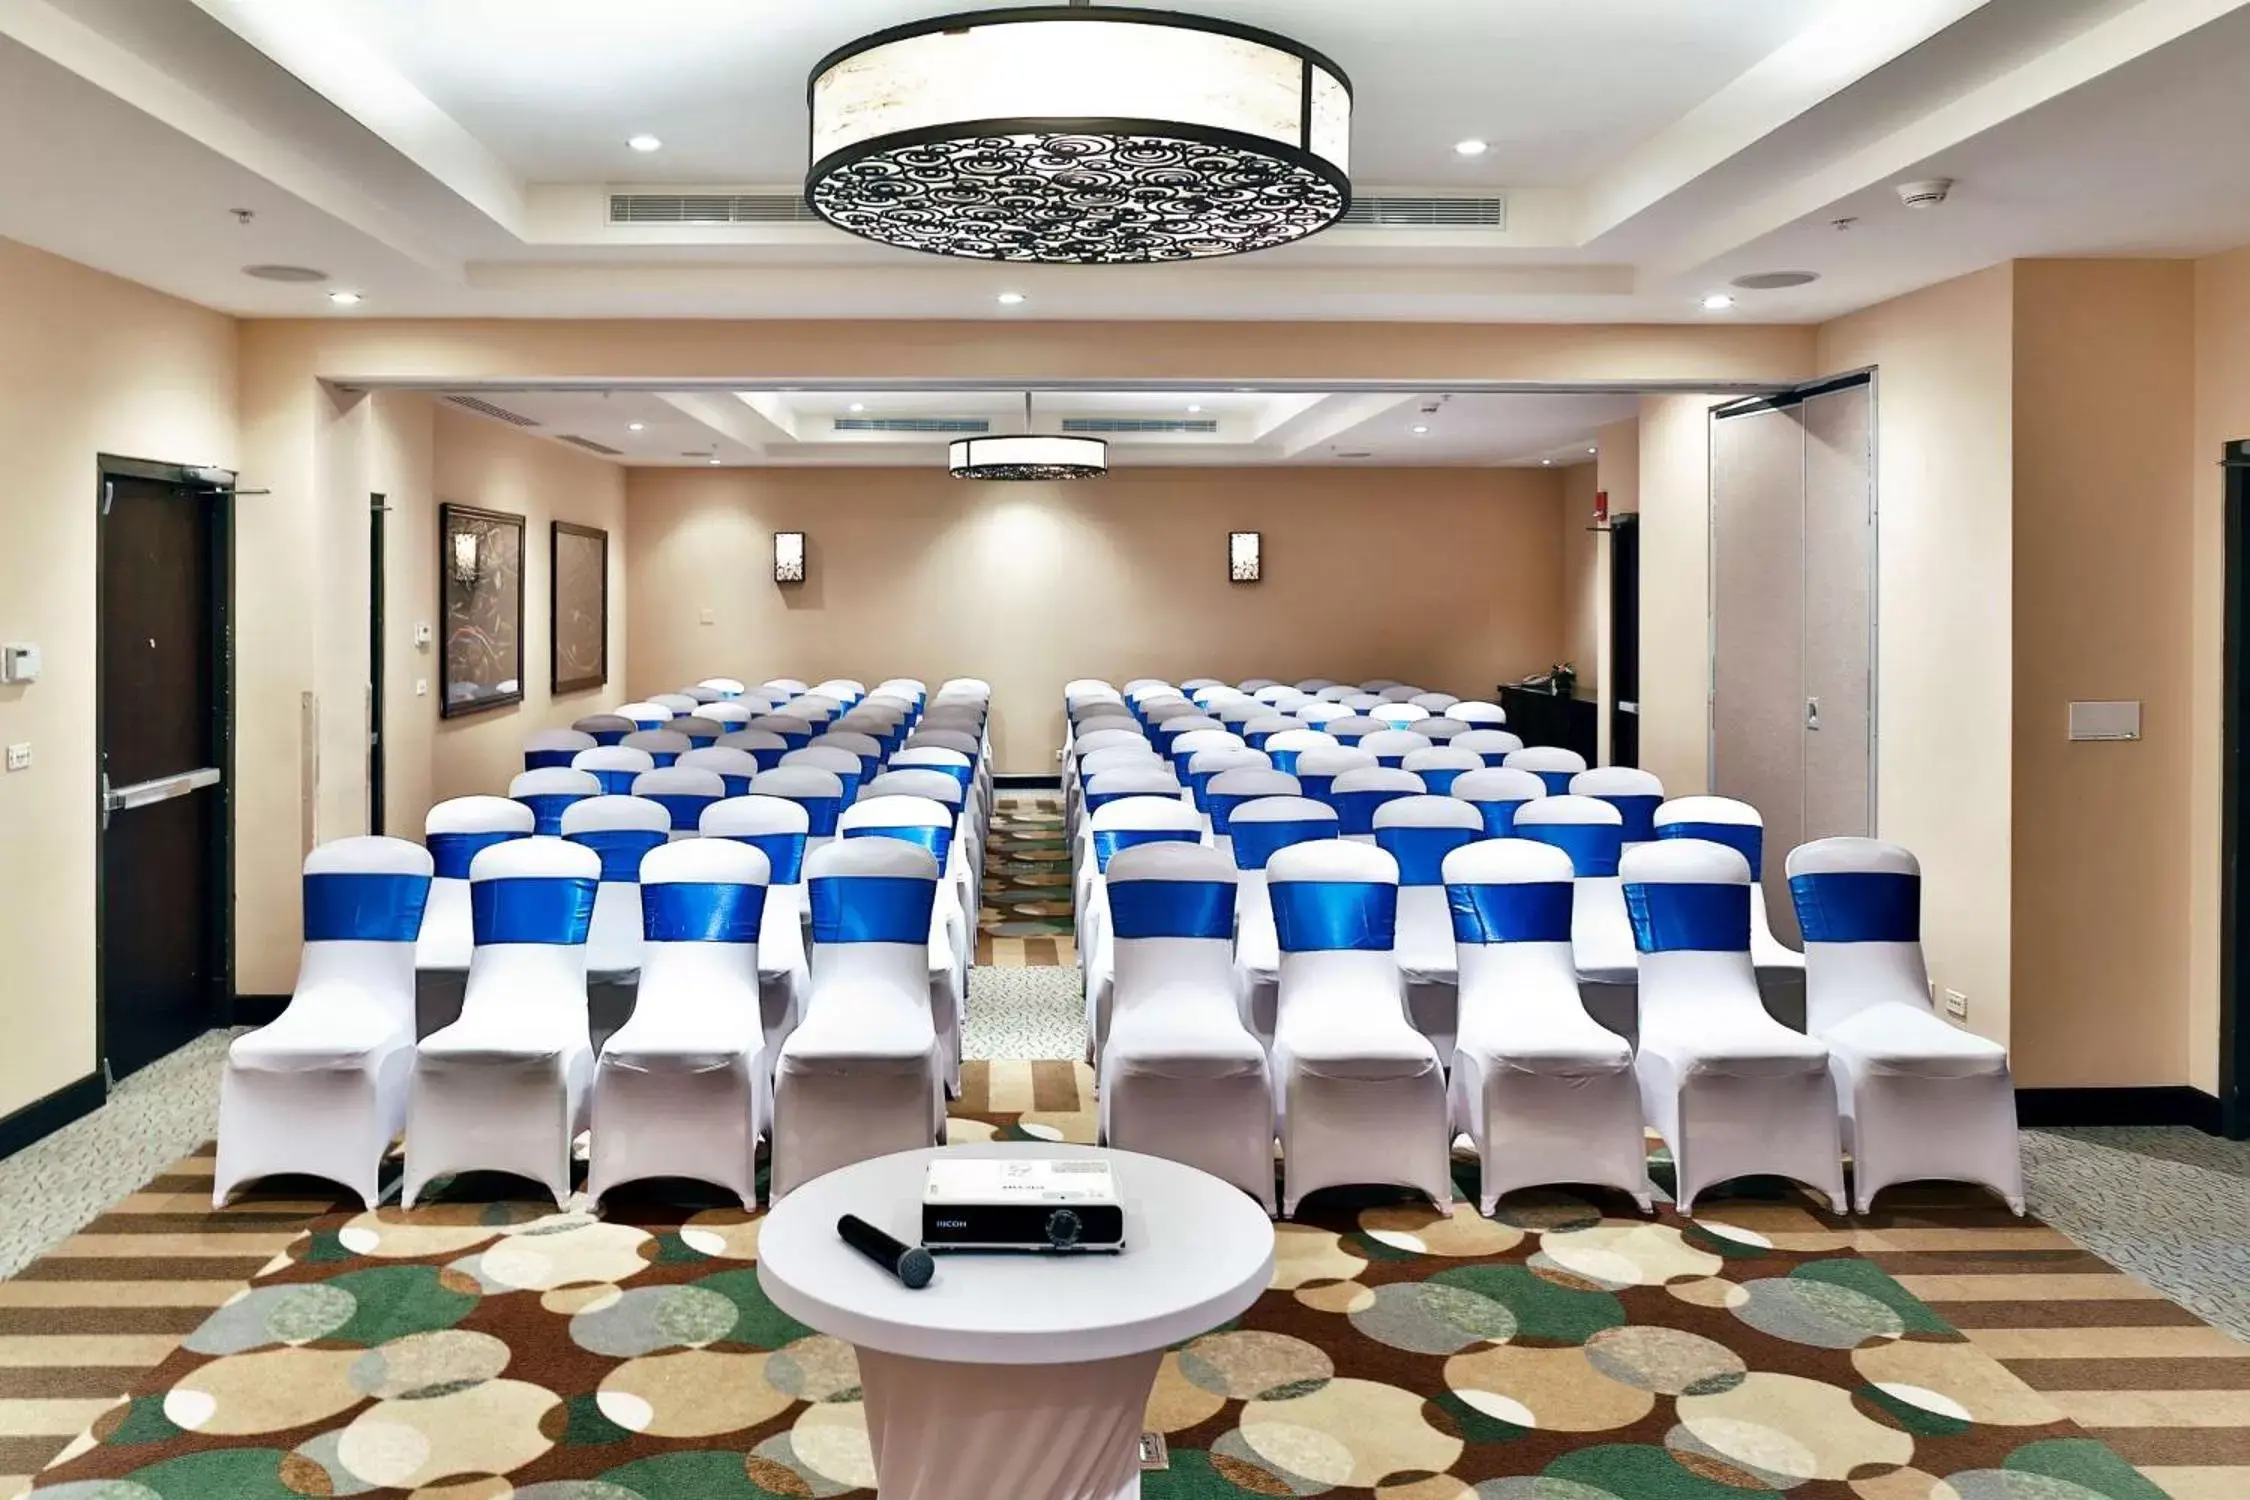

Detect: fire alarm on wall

[1594,490,1610,525]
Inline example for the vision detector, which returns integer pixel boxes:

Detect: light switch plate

[1942,988,1968,1021]
[413,622,433,649]
[4,743,28,771]
[415,678,429,698]
[699,608,716,626]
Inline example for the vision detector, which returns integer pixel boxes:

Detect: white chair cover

[1505,746,1589,796]
[216,837,433,1207]
[1376,685,1425,703]
[698,677,748,699]
[1572,766,1666,850]
[1450,766,1549,838]
[1241,713,1297,752]
[615,701,675,730]
[561,795,671,981]
[1225,793,1332,1050]
[772,840,945,1199]
[1361,680,1403,693]
[700,795,815,1124]
[1362,729,1433,768]
[652,693,702,715]
[1264,729,1338,779]
[1622,840,1846,1215]
[1293,745,1377,812]
[1412,692,1461,714]
[1514,796,1638,1039]
[751,714,816,751]
[1788,838,2022,1213]
[666,716,721,749]
[700,703,755,737]
[632,765,727,842]
[1101,844,1276,1210]
[1079,796,1208,1063]
[1372,704,1432,729]
[1453,729,1526,766]
[1205,767,1300,864]
[1295,702,1347,730]
[572,714,634,747]
[405,837,601,1208]
[573,744,657,796]
[1293,678,1338,693]
[1451,701,1508,727]
[1326,715,1383,745]
[510,767,601,837]
[812,729,886,782]
[841,794,971,1095]
[1330,765,1426,843]
[1402,745,1483,796]
[1314,685,1358,703]
[1444,839,1650,1214]
[865,767,978,934]
[748,766,846,860]
[1170,728,1245,781]
[719,729,791,771]
[1186,748,1271,826]
[677,745,762,798]
[416,796,534,975]
[588,839,770,1208]
[1269,840,1451,1217]
[1416,717,1471,744]
[1655,796,1807,982]
[764,677,811,696]
[1372,794,1484,1066]
[680,686,722,706]
[1342,693,1383,713]
[622,729,690,767]
[525,729,597,772]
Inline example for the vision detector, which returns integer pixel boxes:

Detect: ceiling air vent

[555,434,624,456]
[834,417,991,434]
[445,395,539,428]
[1062,418,1221,435]
[1340,195,1506,229]
[610,192,819,225]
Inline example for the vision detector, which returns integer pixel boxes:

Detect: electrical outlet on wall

[1942,989,1969,1022]
[4,743,28,772]
[699,608,716,626]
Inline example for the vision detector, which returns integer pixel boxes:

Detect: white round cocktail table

[757,1142,1275,1500]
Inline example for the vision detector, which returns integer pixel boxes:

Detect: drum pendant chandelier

[950,394,1109,481]
[805,5,1353,263]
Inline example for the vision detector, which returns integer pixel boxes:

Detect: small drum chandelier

[949,394,1109,481]
[805,5,1353,264]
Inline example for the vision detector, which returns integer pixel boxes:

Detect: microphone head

[898,1246,936,1290]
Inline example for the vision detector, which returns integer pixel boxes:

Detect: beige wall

[625,466,1569,773]
[1559,461,1604,720]
[1635,393,1720,798]
[1818,266,2017,1049]
[0,237,237,1114]
[2011,261,2197,1088]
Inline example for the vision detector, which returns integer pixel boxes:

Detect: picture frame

[438,502,526,719]
[550,520,609,695]
[1229,530,1262,583]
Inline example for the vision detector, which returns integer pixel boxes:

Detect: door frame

[94,454,240,1080]
[2219,443,2250,1137]
[369,493,387,835]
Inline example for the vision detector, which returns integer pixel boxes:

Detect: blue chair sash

[682,731,718,749]
[1269,746,1307,776]
[1468,798,1533,839]
[1375,753,1410,770]
[427,829,528,881]
[588,728,629,747]
[1376,825,1480,887]
[643,881,764,944]
[587,769,639,795]
[1230,818,1335,871]
[1449,880,1574,945]
[849,822,955,870]
[1244,728,1275,751]
[810,875,935,945]
[1092,826,1201,871]
[568,828,668,885]
[1626,881,1750,954]
[718,773,754,798]
[1330,724,1374,743]
[834,770,864,805]
[1332,789,1409,836]
[1108,879,1234,940]
[1204,790,1263,834]
[919,762,974,795]
[1790,872,1920,944]
[514,792,585,838]
[1599,793,1663,844]
[471,876,597,945]
[1529,769,1576,796]
[1271,880,1397,952]
[650,793,717,834]
[1477,750,1512,767]
[1298,773,1340,805]
[524,749,579,771]
[647,750,681,769]
[1418,767,1465,796]
[1520,822,1623,878]
[626,715,667,731]
[303,872,430,943]
[790,795,843,837]
[1659,820,1765,880]
[720,831,807,885]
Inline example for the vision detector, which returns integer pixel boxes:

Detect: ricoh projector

[921,1158,1126,1252]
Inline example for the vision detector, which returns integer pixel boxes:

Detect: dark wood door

[100,471,228,1080]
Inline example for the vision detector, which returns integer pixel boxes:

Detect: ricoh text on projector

[921,1158,1125,1252]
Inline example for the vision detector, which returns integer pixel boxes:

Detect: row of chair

[214,675,1001,1211]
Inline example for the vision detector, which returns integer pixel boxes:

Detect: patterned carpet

[9,1065,2245,1499]
[976,791,1078,968]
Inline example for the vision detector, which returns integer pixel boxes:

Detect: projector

[921,1158,1126,1253]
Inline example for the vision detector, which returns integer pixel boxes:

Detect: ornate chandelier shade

[949,395,1110,481]
[806,6,1352,263]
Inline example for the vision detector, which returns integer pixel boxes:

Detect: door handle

[103,767,222,821]
[1805,697,1822,731]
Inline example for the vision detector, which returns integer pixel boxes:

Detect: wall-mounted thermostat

[0,644,41,684]
[2067,701,2141,742]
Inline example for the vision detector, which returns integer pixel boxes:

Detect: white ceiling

[435,388,1639,469]
[3,0,2249,325]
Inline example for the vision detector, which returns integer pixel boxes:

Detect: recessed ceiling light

[1701,293,1736,311]
[997,291,1026,306]
[708,457,722,465]
[1454,138,1490,157]
[628,422,646,432]
[628,134,663,153]
[1542,458,1553,466]
[1732,270,1821,291]
[1588,447,1598,454]
[848,402,866,412]
[1412,424,1430,435]
[327,290,362,306]
[1187,404,1203,413]
[242,264,328,283]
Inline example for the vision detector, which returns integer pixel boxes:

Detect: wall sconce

[449,530,482,586]
[1229,530,1261,583]
[774,531,806,584]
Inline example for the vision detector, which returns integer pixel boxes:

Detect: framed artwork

[551,521,609,694]
[439,502,525,718]
[1229,530,1262,583]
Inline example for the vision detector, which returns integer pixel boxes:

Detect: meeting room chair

[1622,838,1845,1216]
[416,796,534,977]
[1294,678,1338,694]
[1264,728,1338,778]
[1314,685,1358,703]
[812,729,885,783]
[679,685,722,706]
[622,728,690,768]
[770,839,945,1200]
[1506,746,1589,796]
[1240,713,1297,751]
[525,729,597,771]
[510,767,601,836]
[1573,767,1666,849]
[586,838,769,1209]
[1269,840,1450,1218]
[1412,692,1461,715]
[615,701,675,731]
[783,745,866,807]
[702,702,754,738]
[1656,796,1807,990]
[1326,715,1382,745]
[1415,717,1471,744]
[1186,747,1270,818]
[718,729,791,771]
[1171,727,1246,781]
[1444,838,1651,1215]
[1331,765,1426,843]
[1451,701,1508,727]
[1293,745,1376,809]
[698,677,747,700]
[1342,692,1383,713]
[1451,766,1549,837]
[573,745,657,796]
[1376,685,1425,704]
[763,678,811,697]
[668,716,724,749]
[677,745,762,797]
[1100,843,1275,1211]
[215,837,433,1209]
[1363,728,1433,769]
[1514,795,1638,1039]
[1403,744,1482,796]
[652,693,702,716]
[748,766,846,859]
[632,766,727,841]
[1079,795,1208,1063]
[572,714,635,747]
[561,794,671,982]
[838,793,969,1096]
[1296,701,1347,731]
[750,714,815,751]
[1372,704,1432,731]
[404,836,601,1209]
[1454,729,1527,766]
[701,795,815,1123]
[1227,793,1336,1050]
[1373,793,1485,1066]
[1204,766,1300,863]
[1788,838,2022,1214]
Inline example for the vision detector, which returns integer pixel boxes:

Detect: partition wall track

[2219,443,2250,1138]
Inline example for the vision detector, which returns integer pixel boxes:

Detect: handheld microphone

[838,1213,935,1290]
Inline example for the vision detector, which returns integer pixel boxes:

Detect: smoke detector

[1895,178,1954,209]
